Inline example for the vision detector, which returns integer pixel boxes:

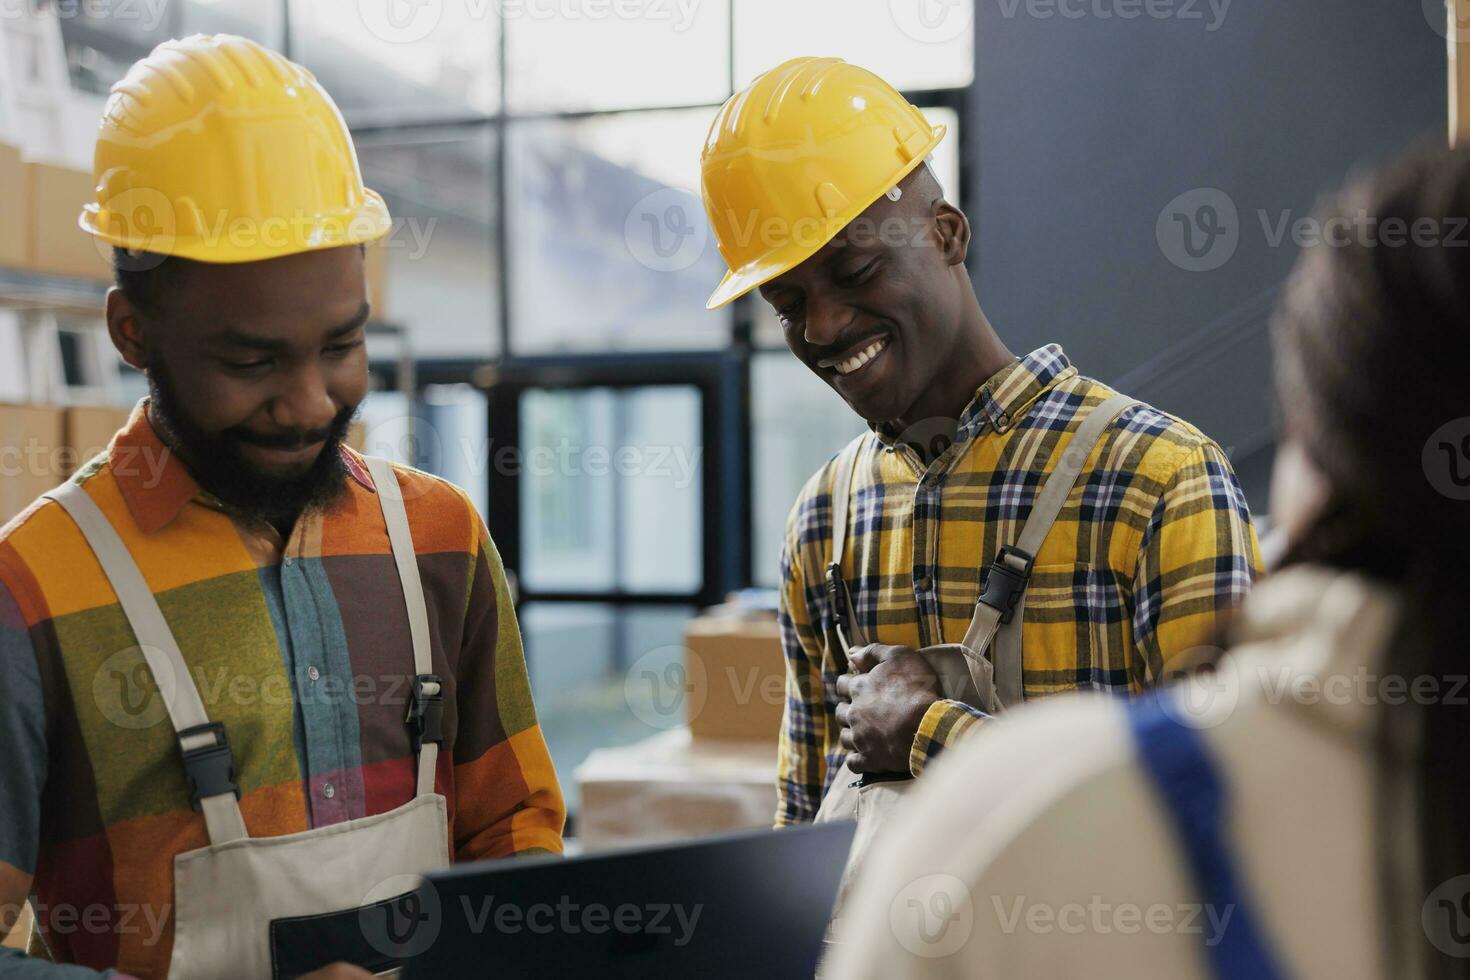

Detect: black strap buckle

[978,545,1035,625]
[178,721,239,812]
[406,674,444,754]
[826,562,847,633]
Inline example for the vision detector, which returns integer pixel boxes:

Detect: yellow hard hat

[79,34,390,264]
[699,57,946,310]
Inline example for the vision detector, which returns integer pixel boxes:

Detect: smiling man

[0,35,562,979]
[700,57,1261,835]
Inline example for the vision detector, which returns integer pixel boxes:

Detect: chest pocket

[1018,563,1133,697]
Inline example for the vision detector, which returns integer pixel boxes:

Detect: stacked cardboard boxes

[0,403,65,527]
[0,403,135,526]
[575,603,787,851]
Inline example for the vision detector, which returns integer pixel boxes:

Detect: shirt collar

[109,399,377,535]
[874,343,1077,444]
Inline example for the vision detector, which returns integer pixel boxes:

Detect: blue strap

[1126,697,1290,980]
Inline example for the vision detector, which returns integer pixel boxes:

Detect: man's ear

[933,201,970,267]
[105,287,149,371]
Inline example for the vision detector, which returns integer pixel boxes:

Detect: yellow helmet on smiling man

[79,33,390,263]
[699,56,946,310]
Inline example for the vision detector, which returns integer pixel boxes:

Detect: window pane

[504,0,730,112]
[60,3,175,95]
[521,603,696,815]
[180,0,285,46]
[617,387,703,593]
[355,127,500,359]
[750,353,865,587]
[522,389,619,592]
[520,386,703,594]
[735,0,974,91]
[420,384,491,520]
[290,0,498,125]
[507,110,731,353]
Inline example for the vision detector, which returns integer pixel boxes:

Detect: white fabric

[827,568,1415,980]
[168,794,449,979]
[363,456,439,797]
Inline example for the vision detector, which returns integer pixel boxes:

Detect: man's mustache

[224,409,354,451]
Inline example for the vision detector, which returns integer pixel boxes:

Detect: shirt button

[306,665,321,682]
[283,558,294,567]
[916,575,933,591]
[322,781,335,799]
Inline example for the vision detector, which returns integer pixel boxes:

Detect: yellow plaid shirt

[775,345,1261,825]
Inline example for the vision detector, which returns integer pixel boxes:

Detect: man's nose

[804,294,858,349]
[269,364,337,438]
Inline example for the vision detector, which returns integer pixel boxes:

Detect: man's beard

[147,361,358,529]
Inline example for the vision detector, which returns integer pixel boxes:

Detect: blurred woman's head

[1266,141,1470,979]
[1269,142,1470,575]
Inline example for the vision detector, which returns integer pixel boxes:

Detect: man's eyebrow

[212,302,371,350]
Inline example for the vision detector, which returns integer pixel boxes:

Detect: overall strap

[42,481,248,845]
[1127,698,1290,980]
[363,456,443,799]
[961,393,1136,709]
[825,439,869,656]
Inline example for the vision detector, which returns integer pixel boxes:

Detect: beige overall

[814,395,1135,919]
[43,456,450,979]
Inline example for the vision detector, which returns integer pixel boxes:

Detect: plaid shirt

[0,403,564,978]
[776,345,1260,825]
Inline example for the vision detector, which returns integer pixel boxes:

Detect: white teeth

[832,338,888,376]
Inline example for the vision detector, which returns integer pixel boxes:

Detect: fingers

[835,701,851,728]
[839,725,857,754]
[849,643,915,673]
[847,644,880,673]
[835,671,853,701]
[846,753,869,774]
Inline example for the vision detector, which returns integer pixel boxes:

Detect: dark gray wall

[969,0,1447,510]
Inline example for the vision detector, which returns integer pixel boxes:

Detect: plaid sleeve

[774,531,829,827]
[1132,440,1261,680]
[450,502,566,860]
[909,700,990,776]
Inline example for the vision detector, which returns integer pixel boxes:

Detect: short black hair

[112,247,189,314]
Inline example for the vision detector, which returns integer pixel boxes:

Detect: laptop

[390,821,857,979]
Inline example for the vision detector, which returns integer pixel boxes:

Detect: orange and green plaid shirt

[0,402,564,978]
[776,346,1261,825]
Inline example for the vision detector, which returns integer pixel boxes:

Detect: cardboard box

[0,404,66,527]
[575,726,778,851]
[684,614,785,741]
[26,163,110,282]
[0,144,26,269]
[64,405,133,474]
